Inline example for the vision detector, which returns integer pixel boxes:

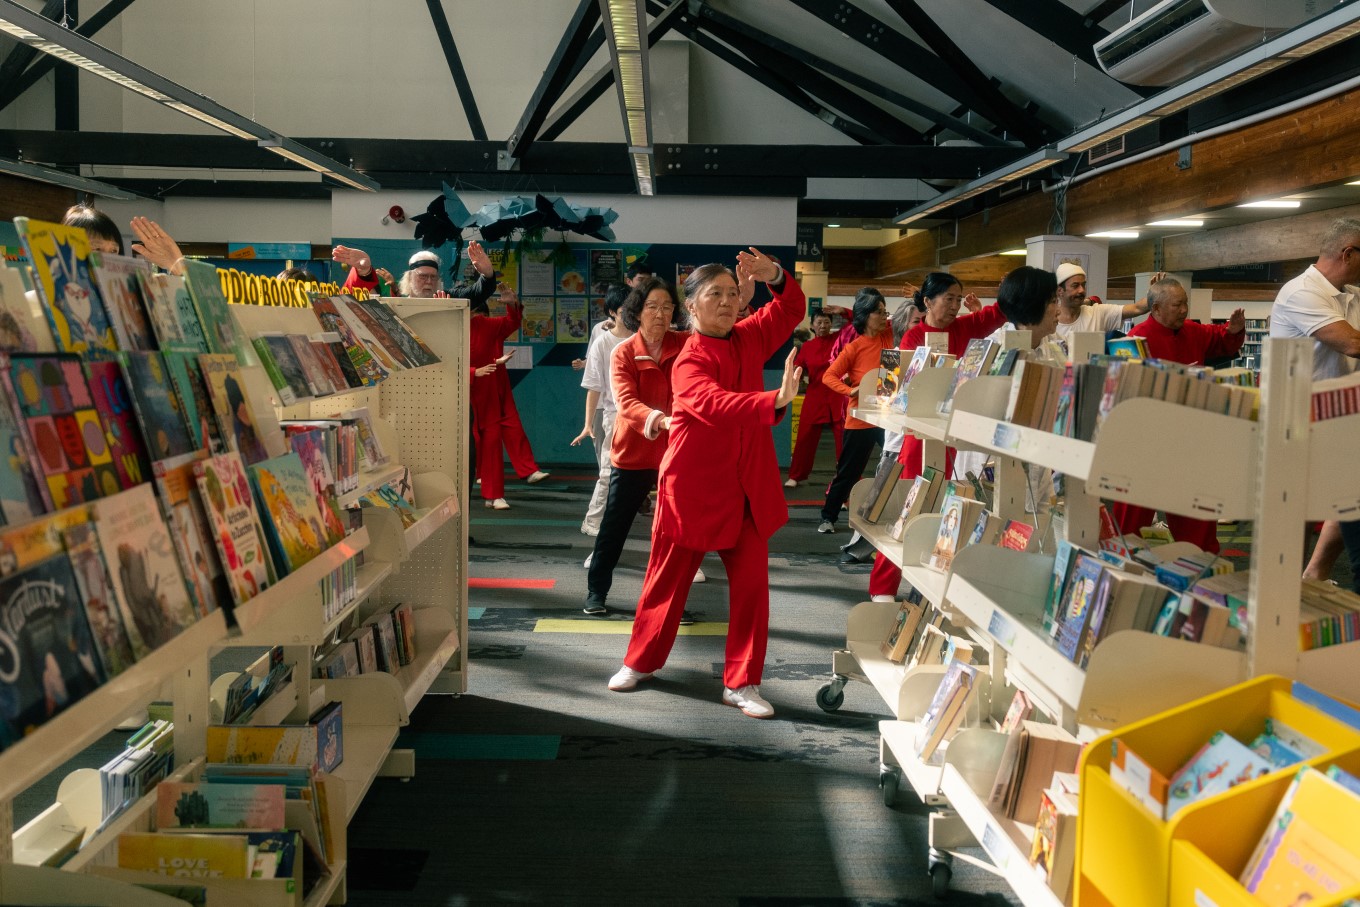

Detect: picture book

[247,452,329,575]
[0,370,50,522]
[180,260,244,357]
[155,782,287,831]
[13,217,117,354]
[286,428,346,546]
[0,507,91,577]
[251,333,306,405]
[1109,738,1171,818]
[1166,730,1274,817]
[1247,719,1325,769]
[117,831,252,878]
[205,724,319,769]
[119,351,195,460]
[193,452,274,607]
[308,336,351,395]
[938,337,998,415]
[314,331,362,389]
[88,252,156,352]
[199,354,269,465]
[308,700,344,773]
[0,551,105,743]
[332,297,403,371]
[876,348,902,402]
[162,351,224,454]
[355,299,440,367]
[309,296,387,386]
[0,265,56,352]
[153,452,229,619]
[135,271,203,352]
[1054,552,1105,661]
[90,483,198,653]
[1240,766,1360,888]
[62,521,137,678]
[84,359,152,489]
[4,352,121,507]
[998,519,1034,552]
[287,333,335,397]
[360,482,418,528]
[928,492,971,571]
[1246,811,1360,903]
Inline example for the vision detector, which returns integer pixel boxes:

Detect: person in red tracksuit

[785,309,846,487]
[607,248,805,720]
[867,272,1006,600]
[1109,278,1246,554]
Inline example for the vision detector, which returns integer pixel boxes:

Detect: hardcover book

[356,299,440,366]
[88,251,156,352]
[199,354,269,465]
[360,482,417,528]
[998,520,1035,552]
[13,217,117,354]
[286,333,335,397]
[310,295,388,386]
[205,725,319,770]
[313,331,362,389]
[161,351,224,454]
[286,428,346,546]
[193,452,274,607]
[180,260,244,357]
[0,368,50,521]
[117,831,252,878]
[84,360,152,490]
[91,483,198,654]
[153,452,229,619]
[154,781,287,831]
[247,452,329,575]
[63,521,138,678]
[1246,812,1360,904]
[308,337,350,396]
[308,700,344,774]
[119,351,195,460]
[0,265,56,352]
[1054,552,1105,661]
[0,551,106,743]
[1166,730,1274,818]
[135,271,204,353]
[334,297,413,369]
[251,334,307,405]
[4,352,121,507]
[938,337,998,415]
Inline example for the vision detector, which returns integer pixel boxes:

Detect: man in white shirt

[1052,262,1156,340]
[572,285,633,541]
[1270,217,1360,589]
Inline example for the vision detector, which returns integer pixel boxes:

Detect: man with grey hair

[1271,217,1360,588]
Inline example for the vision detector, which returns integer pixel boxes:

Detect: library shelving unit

[829,335,1357,904]
[0,292,470,905]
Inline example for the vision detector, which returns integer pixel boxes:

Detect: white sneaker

[526,470,550,484]
[476,478,481,486]
[723,685,774,719]
[693,567,706,583]
[784,478,798,488]
[581,523,600,537]
[608,666,653,691]
[485,498,510,510]
[871,594,896,603]
[584,553,593,569]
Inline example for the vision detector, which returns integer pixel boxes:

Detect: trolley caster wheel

[879,767,900,807]
[929,861,952,899]
[816,681,845,713]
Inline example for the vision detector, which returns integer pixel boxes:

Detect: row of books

[875,346,959,414]
[316,602,418,679]
[220,647,293,726]
[319,558,359,626]
[1310,370,1360,422]
[281,414,389,497]
[99,718,176,837]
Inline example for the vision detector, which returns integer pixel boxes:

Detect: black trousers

[821,426,883,524]
[1341,519,1360,594]
[587,466,658,604]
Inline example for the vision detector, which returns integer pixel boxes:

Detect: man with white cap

[1052,261,1158,341]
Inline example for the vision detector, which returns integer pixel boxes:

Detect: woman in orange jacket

[607,248,804,720]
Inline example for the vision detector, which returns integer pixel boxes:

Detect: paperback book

[333,297,404,371]
[247,452,330,575]
[286,333,335,397]
[356,299,440,367]
[286,428,346,546]
[310,295,388,386]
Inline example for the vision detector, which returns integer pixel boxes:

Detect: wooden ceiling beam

[1162,203,1360,272]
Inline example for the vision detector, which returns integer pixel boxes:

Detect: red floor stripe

[1220,548,1249,557]
[469,578,557,589]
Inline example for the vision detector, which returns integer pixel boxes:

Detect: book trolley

[0,289,470,905]
[823,334,1360,904]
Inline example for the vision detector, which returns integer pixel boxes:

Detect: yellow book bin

[1075,675,1360,907]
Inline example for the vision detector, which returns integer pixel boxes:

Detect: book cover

[0,365,50,521]
[331,297,403,371]
[313,331,362,389]
[308,336,350,395]
[890,346,934,413]
[857,457,900,521]
[91,483,198,653]
[308,700,344,773]
[119,351,195,461]
[1030,787,1078,901]
[5,352,121,507]
[247,452,329,575]
[347,624,379,674]
[62,521,137,678]
[357,299,440,367]
[916,661,978,761]
[155,782,287,831]
[199,354,269,465]
[309,296,387,386]
[363,611,400,673]
[254,333,309,404]
[877,348,902,402]
[286,428,346,547]
[966,508,1002,548]
[153,452,229,619]
[928,493,970,571]
[1246,811,1360,903]
[1000,690,1033,734]
[180,260,243,357]
[117,831,251,878]
[1054,553,1105,661]
[998,519,1034,552]
[338,406,388,467]
[135,271,204,353]
[0,551,106,742]
[1166,730,1274,817]
[0,265,56,352]
[162,351,224,454]
[13,217,117,354]
[193,452,273,607]
[939,337,997,415]
[360,482,417,527]
[320,640,359,679]
[286,333,335,397]
[84,360,152,490]
[206,724,319,769]
[88,251,156,352]
[888,466,941,542]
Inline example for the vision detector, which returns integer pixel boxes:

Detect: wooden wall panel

[0,174,75,223]
[877,228,938,277]
[1163,203,1360,271]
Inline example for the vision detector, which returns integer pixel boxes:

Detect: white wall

[99,197,333,244]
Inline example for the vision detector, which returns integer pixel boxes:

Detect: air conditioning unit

[1093,0,1324,86]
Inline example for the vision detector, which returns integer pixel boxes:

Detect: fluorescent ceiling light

[1349,180,1360,186]
[1238,200,1301,209]
[894,146,1069,225]
[0,0,376,190]
[257,138,380,192]
[1147,219,1204,227]
[1087,230,1140,239]
[0,156,136,199]
[826,223,841,228]
[1000,248,1027,256]
[600,0,652,196]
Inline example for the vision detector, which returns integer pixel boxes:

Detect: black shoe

[583,597,608,616]
[679,610,698,626]
[839,550,867,565]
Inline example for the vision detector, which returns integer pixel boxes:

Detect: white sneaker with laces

[526,470,550,484]
[584,553,593,569]
[871,594,896,603]
[485,498,510,510]
[693,567,706,583]
[723,685,774,719]
[608,666,653,691]
[784,478,798,488]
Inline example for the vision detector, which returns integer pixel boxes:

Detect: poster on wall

[590,249,623,292]
[557,250,589,294]
[486,296,520,343]
[556,297,589,343]
[676,264,696,299]
[589,296,609,329]
[520,254,555,296]
[1050,250,1089,277]
[486,247,520,293]
[520,297,556,343]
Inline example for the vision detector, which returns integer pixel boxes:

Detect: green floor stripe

[534,618,729,635]
[470,518,584,527]
[467,607,486,619]
[395,733,560,760]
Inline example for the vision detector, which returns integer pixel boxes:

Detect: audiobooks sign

[216,267,369,308]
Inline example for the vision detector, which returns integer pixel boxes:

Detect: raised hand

[962,292,981,313]
[467,241,494,278]
[736,262,756,308]
[129,217,185,274]
[1228,307,1247,333]
[331,245,372,276]
[735,247,780,283]
[773,347,804,408]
